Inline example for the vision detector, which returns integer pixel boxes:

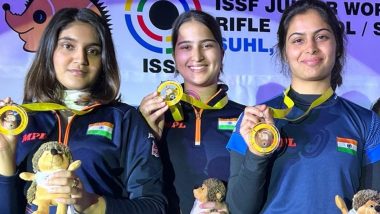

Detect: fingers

[139,92,168,139]
[0,97,13,106]
[199,201,228,214]
[139,92,167,118]
[46,171,83,205]
[241,105,273,128]
[240,105,275,156]
[240,105,266,138]
[0,97,18,152]
[1,97,17,132]
[262,107,274,124]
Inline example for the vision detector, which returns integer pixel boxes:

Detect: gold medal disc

[157,81,183,106]
[250,123,280,155]
[0,105,28,135]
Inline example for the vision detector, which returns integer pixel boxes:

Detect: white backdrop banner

[0,0,379,108]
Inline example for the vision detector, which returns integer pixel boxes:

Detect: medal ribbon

[171,93,228,121]
[21,103,92,115]
[271,87,334,121]
[0,103,93,135]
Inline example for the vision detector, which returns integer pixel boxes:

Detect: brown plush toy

[19,141,81,214]
[191,178,226,214]
[335,189,380,214]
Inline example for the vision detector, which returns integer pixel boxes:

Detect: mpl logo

[124,0,201,54]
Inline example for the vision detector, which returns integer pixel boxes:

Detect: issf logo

[124,0,201,54]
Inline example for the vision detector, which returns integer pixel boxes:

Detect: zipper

[194,108,203,146]
[191,87,223,146]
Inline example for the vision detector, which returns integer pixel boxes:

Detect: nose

[306,40,318,54]
[375,205,380,212]
[191,46,204,61]
[73,49,89,65]
[50,148,58,155]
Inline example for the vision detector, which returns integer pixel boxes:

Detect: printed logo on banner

[2,0,109,52]
[124,0,201,54]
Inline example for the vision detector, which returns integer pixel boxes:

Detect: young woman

[0,8,166,214]
[139,10,244,213]
[226,0,380,213]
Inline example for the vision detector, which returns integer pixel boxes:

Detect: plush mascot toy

[190,178,226,214]
[335,189,380,214]
[19,141,81,214]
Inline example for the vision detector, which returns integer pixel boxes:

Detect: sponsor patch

[21,132,47,143]
[279,138,296,148]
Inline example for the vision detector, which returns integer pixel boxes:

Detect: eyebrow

[176,38,217,46]
[57,37,101,47]
[287,28,332,40]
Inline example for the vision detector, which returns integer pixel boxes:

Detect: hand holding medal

[0,98,28,135]
[243,87,334,155]
[240,105,279,156]
[156,81,228,121]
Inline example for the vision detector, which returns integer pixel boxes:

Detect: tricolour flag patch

[336,137,357,155]
[218,118,238,131]
[87,122,114,140]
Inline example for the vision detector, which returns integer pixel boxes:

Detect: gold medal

[157,81,183,107]
[250,123,280,155]
[0,105,28,135]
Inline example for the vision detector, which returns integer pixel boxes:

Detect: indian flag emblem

[218,118,238,131]
[87,122,114,140]
[337,137,357,155]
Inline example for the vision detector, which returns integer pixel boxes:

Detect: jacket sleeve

[104,109,167,214]
[0,173,27,214]
[360,112,380,191]
[361,162,380,190]
[227,150,270,214]
[225,115,270,214]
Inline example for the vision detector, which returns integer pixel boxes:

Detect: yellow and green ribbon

[0,103,93,135]
[271,87,334,121]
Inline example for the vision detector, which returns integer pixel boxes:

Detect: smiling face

[53,21,102,90]
[173,20,223,92]
[284,9,337,93]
